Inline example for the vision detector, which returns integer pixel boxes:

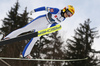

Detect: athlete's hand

[30,10,35,15]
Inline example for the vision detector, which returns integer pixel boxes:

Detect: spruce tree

[0,1,20,35]
[0,1,29,66]
[32,32,65,66]
[65,19,99,66]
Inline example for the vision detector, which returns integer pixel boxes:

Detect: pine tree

[19,7,29,28]
[65,19,99,66]
[32,32,65,66]
[0,1,30,66]
[0,1,20,35]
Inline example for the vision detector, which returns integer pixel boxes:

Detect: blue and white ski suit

[5,6,66,57]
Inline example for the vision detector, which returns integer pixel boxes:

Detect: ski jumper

[4,6,66,57]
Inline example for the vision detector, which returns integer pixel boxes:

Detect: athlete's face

[64,12,68,18]
[64,12,73,18]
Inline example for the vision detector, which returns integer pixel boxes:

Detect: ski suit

[4,6,66,57]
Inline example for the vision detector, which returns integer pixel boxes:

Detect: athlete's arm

[30,6,60,15]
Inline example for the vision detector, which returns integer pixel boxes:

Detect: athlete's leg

[22,23,58,57]
[22,37,40,57]
[4,15,48,39]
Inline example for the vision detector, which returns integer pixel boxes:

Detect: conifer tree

[65,19,99,66]
[0,1,20,35]
[32,32,65,66]
[0,1,29,66]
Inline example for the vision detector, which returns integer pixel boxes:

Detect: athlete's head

[61,5,75,18]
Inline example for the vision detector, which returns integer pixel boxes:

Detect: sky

[0,0,100,51]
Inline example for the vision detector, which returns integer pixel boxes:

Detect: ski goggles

[66,11,73,17]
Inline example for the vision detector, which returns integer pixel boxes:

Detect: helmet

[63,5,75,15]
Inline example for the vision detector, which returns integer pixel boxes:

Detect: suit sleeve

[34,6,46,12]
[34,6,59,14]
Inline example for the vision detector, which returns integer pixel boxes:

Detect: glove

[45,7,50,12]
[30,10,35,15]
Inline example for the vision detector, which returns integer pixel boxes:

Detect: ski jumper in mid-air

[4,5,75,59]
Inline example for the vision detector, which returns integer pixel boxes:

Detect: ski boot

[25,55,33,59]
[20,53,33,59]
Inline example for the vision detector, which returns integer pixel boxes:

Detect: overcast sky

[0,0,100,51]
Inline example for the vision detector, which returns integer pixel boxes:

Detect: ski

[0,57,88,61]
[0,24,61,46]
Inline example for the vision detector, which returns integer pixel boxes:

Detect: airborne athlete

[4,5,75,59]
